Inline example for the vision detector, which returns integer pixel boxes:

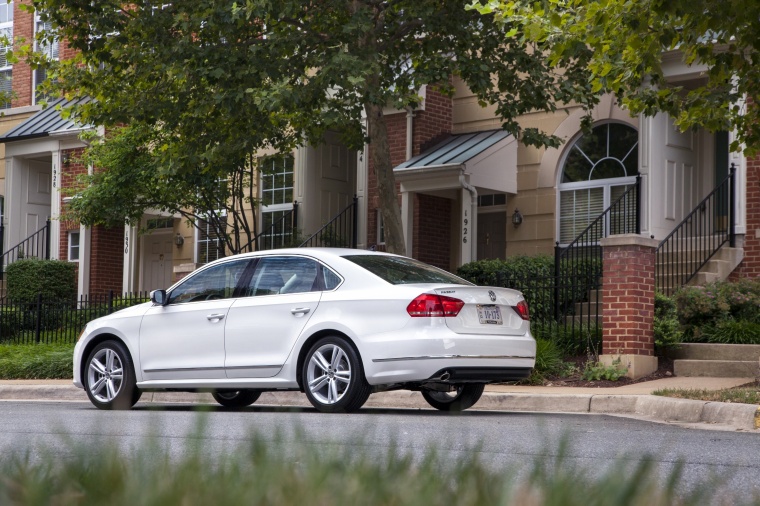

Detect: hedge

[6,259,77,304]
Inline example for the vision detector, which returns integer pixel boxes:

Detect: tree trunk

[366,103,406,255]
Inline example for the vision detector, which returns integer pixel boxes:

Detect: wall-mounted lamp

[61,152,72,166]
[512,208,523,228]
[174,233,185,248]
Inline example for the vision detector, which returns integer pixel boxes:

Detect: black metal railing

[252,202,299,251]
[0,219,51,280]
[656,165,736,295]
[553,176,641,332]
[299,196,358,248]
[0,291,151,345]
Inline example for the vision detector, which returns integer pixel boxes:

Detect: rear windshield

[343,255,472,285]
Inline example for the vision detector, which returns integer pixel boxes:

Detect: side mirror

[150,289,168,306]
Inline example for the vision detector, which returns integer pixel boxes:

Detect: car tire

[302,336,371,413]
[421,384,485,412]
[84,340,141,410]
[211,390,261,408]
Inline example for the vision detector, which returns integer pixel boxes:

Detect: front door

[477,212,506,260]
[21,160,52,243]
[139,258,251,381]
[141,233,174,291]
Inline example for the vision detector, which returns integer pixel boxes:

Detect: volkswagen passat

[74,249,535,413]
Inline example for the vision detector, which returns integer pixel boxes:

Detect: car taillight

[512,300,530,321]
[407,294,464,317]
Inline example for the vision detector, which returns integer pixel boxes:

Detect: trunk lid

[434,286,529,336]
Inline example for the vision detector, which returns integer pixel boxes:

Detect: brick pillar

[599,235,659,379]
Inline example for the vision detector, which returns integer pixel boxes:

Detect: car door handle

[290,307,311,315]
[206,313,225,321]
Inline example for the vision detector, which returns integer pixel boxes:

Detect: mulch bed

[540,357,675,388]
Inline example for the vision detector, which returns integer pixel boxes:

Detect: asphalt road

[1,401,759,500]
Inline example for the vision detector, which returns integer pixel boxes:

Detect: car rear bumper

[362,329,536,385]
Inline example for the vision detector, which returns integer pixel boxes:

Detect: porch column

[50,152,61,260]
[599,234,659,379]
[401,190,414,257]
[122,224,138,293]
[459,188,474,264]
[77,225,91,299]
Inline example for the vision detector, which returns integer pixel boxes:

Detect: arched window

[558,122,639,244]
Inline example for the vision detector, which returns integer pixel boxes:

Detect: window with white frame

[0,2,13,110]
[558,122,639,245]
[68,230,80,261]
[259,155,294,249]
[33,12,59,104]
[195,216,226,264]
[195,178,228,264]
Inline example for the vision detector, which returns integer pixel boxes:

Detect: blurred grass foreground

[0,429,740,506]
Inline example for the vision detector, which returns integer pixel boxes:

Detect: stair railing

[0,219,51,280]
[299,196,358,248]
[554,177,641,329]
[655,164,736,294]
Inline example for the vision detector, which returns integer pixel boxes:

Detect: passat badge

[488,290,497,302]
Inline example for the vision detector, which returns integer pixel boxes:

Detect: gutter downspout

[459,169,477,261]
[406,108,414,161]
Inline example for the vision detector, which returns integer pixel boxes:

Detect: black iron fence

[299,196,358,248]
[462,269,603,356]
[0,219,51,280]
[656,165,736,295]
[0,291,151,345]
[550,176,640,337]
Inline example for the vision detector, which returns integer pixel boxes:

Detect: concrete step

[669,343,760,361]
[674,359,759,378]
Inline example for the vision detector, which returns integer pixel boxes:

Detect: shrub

[582,358,627,381]
[701,320,760,345]
[531,322,601,357]
[653,292,683,353]
[457,255,601,323]
[674,278,760,342]
[6,259,77,304]
[529,338,568,383]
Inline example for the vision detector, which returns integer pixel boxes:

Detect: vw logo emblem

[488,290,497,302]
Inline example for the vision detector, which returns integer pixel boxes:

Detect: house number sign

[462,209,468,244]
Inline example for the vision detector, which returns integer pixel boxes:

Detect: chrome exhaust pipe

[438,371,451,382]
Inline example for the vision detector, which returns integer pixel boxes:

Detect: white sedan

[74,248,535,413]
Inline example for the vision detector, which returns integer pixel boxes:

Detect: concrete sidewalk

[0,377,757,431]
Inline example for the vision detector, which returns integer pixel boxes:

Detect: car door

[224,255,323,378]
[139,258,251,381]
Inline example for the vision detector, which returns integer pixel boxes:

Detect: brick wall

[413,194,451,269]
[89,225,124,294]
[731,156,760,278]
[11,1,33,108]
[58,148,86,260]
[602,242,656,356]
[366,88,453,256]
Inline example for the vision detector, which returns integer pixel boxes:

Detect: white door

[225,256,321,378]
[139,258,251,381]
[20,161,51,251]
[142,233,174,291]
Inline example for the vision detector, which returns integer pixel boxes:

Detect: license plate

[477,305,502,325]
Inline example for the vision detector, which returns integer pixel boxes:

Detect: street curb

[0,385,757,431]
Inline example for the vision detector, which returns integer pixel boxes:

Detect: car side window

[168,259,250,304]
[322,266,342,290]
[247,256,320,296]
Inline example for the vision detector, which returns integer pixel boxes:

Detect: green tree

[475,0,760,153]
[66,126,262,256]
[31,0,599,254]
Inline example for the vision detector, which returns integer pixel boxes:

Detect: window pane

[247,256,319,296]
[343,255,470,285]
[168,259,249,304]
